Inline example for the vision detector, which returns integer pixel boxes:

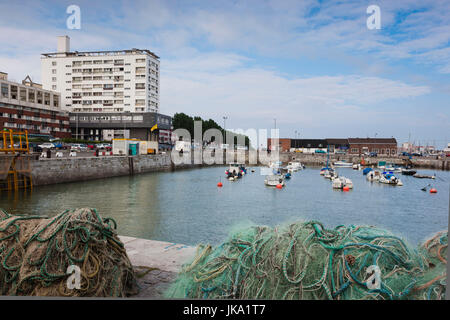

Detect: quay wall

[284,153,450,170]
[31,154,200,186]
[29,151,449,186]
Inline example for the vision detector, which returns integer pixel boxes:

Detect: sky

[0,0,449,148]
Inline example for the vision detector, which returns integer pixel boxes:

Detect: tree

[172,113,251,148]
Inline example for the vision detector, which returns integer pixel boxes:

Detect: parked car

[38,142,55,149]
[70,144,88,152]
[87,144,97,150]
[97,143,112,151]
[369,152,377,157]
[335,150,346,154]
[315,150,326,154]
[411,152,422,157]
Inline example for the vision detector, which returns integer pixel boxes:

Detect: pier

[119,236,195,298]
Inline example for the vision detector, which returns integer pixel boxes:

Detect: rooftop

[41,48,160,60]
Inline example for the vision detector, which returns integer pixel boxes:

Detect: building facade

[0,72,71,138]
[69,112,173,150]
[267,138,291,152]
[267,137,397,155]
[41,36,160,114]
[347,138,397,155]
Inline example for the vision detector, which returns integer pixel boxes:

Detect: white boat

[385,164,402,173]
[379,172,403,186]
[334,160,353,167]
[352,164,361,170]
[287,161,303,172]
[324,169,338,180]
[332,176,353,189]
[366,170,382,182]
[264,174,285,187]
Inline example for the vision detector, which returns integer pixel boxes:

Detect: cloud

[161,58,431,129]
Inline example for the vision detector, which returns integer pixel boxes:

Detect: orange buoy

[217,182,223,187]
[343,186,350,191]
[430,188,437,193]
[276,184,283,189]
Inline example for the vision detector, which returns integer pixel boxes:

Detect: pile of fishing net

[166,221,447,300]
[0,208,137,297]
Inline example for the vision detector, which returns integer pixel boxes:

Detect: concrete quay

[119,236,196,298]
[26,151,449,187]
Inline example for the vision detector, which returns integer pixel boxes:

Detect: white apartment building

[41,36,160,114]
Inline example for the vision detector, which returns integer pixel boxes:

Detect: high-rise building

[41,36,160,114]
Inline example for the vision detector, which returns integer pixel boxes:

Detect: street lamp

[223,116,227,131]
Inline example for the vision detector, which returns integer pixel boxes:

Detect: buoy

[276,184,283,189]
[217,182,223,187]
[343,186,350,191]
[430,188,437,193]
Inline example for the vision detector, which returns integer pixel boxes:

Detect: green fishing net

[166,221,447,300]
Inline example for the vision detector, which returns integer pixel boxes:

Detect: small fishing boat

[413,173,436,179]
[280,167,292,180]
[352,163,361,170]
[324,169,338,180]
[367,170,382,182]
[363,167,373,175]
[334,160,353,167]
[401,169,417,176]
[379,172,403,186]
[385,164,402,173]
[332,176,353,189]
[264,174,285,187]
[287,161,303,172]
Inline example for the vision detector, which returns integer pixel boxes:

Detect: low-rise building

[69,111,173,150]
[347,138,397,155]
[0,72,71,138]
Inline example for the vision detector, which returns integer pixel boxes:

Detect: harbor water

[0,166,449,247]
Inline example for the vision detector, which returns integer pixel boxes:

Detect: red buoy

[343,186,350,191]
[430,188,437,193]
[276,184,283,189]
[217,182,223,187]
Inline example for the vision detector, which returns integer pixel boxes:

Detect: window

[1,83,9,98]
[28,89,35,102]
[52,85,57,90]
[351,148,359,153]
[52,61,57,66]
[135,83,145,90]
[52,77,57,82]
[136,58,145,63]
[10,85,17,99]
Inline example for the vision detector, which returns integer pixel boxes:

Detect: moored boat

[264,174,285,187]
[334,160,353,167]
[413,173,436,179]
[332,176,353,189]
[379,172,403,186]
[401,169,417,176]
[367,170,382,182]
